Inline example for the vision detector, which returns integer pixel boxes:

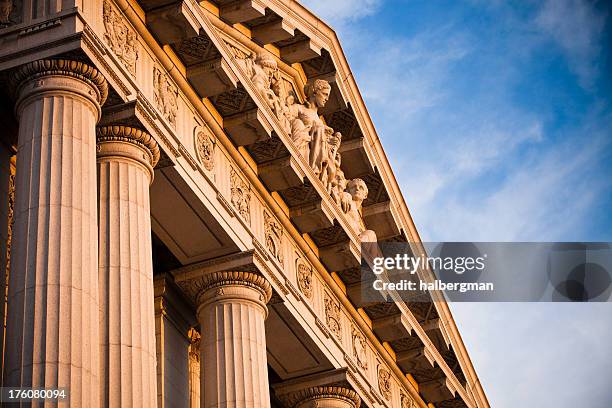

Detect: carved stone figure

[320,130,342,193]
[296,261,313,299]
[352,326,368,370]
[230,169,251,224]
[264,211,283,265]
[324,294,342,341]
[195,130,215,171]
[187,328,201,408]
[378,366,392,401]
[153,67,178,128]
[103,0,139,75]
[344,178,377,242]
[0,0,13,25]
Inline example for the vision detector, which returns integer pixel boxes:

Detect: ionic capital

[285,386,361,408]
[96,125,160,172]
[195,271,272,308]
[12,59,109,111]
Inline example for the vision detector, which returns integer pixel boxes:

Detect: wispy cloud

[535,0,607,88]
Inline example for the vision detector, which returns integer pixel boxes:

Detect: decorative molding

[103,0,139,76]
[178,144,198,170]
[264,210,283,265]
[296,259,313,300]
[194,128,215,171]
[315,317,330,339]
[153,66,178,129]
[217,191,235,217]
[281,386,361,408]
[97,125,160,167]
[401,393,416,408]
[324,293,342,341]
[230,167,251,224]
[377,365,392,401]
[352,326,368,371]
[12,59,109,105]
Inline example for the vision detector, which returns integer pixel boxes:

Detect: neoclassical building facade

[0,0,489,407]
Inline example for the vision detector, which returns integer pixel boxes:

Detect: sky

[299,0,612,406]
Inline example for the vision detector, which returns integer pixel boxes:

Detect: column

[96,125,160,407]
[288,387,361,408]
[4,59,108,406]
[0,141,13,386]
[195,271,272,408]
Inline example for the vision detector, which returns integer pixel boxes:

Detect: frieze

[153,66,179,129]
[324,293,342,341]
[296,260,313,300]
[352,326,368,371]
[401,393,416,408]
[264,210,283,265]
[103,0,139,76]
[194,128,215,171]
[230,168,251,224]
[377,365,392,401]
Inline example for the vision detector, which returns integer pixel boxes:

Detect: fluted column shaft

[96,125,160,408]
[4,59,108,406]
[195,271,272,408]
[290,387,361,408]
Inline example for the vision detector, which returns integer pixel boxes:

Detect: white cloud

[299,0,381,24]
[535,0,607,88]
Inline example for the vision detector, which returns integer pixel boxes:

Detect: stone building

[0,0,489,407]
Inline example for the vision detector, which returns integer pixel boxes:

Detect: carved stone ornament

[401,393,415,408]
[324,293,342,341]
[296,260,313,299]
[377,365,392,401]
[188,327,201,363]
[0,0,20,27]
[103,0,139,75]
[153,66,178,128]
[351,326,368,371]
[243,52,377,243]
[195,129,215,171]
[230,168,251,224]
[264,210,283,265]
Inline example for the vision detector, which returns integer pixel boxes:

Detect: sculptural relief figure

[344,178,377,242]
[103,0,139,75]
[320,130,342,193]
[0,0,13,25]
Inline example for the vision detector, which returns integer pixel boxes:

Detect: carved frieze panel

[264,210,283,265]
[153,66,179,128]
[103,0,139,75]
[195,128,215,171]
[296,260,313,300]
[401,393,415,408]
[352,326,368,371]
[324,293,342,341]
[230,168,251,224]
[378,365,392,401]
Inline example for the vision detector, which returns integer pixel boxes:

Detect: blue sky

[300,0,612,406]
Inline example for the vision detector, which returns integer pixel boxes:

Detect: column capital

[97,125,161,169]
[195,271,272,307]
[285,386,361,408]
[12,59,109,105]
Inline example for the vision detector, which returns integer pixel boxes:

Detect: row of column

[2,59,360,408]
